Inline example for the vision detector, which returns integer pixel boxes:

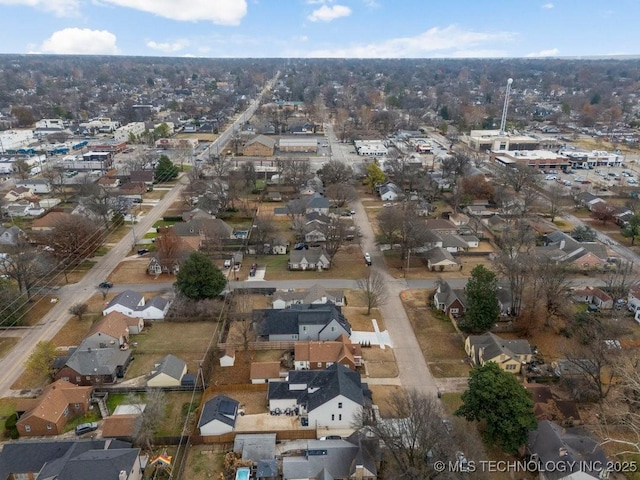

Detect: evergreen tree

[175,252,227,300]
[154,155,179,182]
[464,264,500,332]
[455,362,537,454]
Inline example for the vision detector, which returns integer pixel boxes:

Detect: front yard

[400,289,470,378]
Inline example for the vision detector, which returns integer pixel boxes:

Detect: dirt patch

[209,349,253,385]
[429,361,471,378]
[362,347,398,377]
[183,447,225,480]
[369,385,404,418]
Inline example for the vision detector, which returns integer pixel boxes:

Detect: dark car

[75,422,98,435]
[294,242,308,250]
[98,281,113,289]
[137,248,149,255]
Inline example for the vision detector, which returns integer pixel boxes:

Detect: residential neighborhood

[1,52,640,480]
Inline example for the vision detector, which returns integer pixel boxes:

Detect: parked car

[224,259,232,268]
[294,242,308,250]
[98,281,113,289]
[319,435,342,440]
[364,252,372,266]
[249,263,258,277]
[137,248,149,255]
[75,422,98,436]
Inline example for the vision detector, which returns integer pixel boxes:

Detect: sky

[0,0,638,59]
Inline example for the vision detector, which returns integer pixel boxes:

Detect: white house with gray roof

[198,395,240,436]
[147,354,187,387]
[267,363,368,429]
[102,290,170,320]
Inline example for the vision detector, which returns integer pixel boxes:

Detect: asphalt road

[0,78,278,397]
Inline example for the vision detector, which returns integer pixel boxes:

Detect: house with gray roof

[0,439,142,480]
[0,225,24,246]
[255,302,351,342]
[528,420,610,480]
[433,281,467,317]
[172,217,234,240]
[288,248,331,271]
[102,290,170,320]
[198,395,239,436]
[538,230,608,269]
[272,284,345,309]
[282,437,378,480]
[54,341,132,386]
[465,332,532,374]
[268,363,369,429]
[233,433,278,479]
[421,246,460,271]
[147,354,187,387]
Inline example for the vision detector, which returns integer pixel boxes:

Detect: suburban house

[84,312,132,350]
[537,231,608,269]
[147,354,187,387]
[272,284,345,309]
[15,179,51,194]
[172,217,235,242]
[0,440,145,480]
[129,169,154,188]
[422,246,460,272]
[282,434,379,480]
[379,182,402,201]
[576,191,606,211]
[440,233,472,252]
[465,332,533,374]
[303,225,326,243]
[424,218,458,235]
[55,341,133,386]
[102,290,170,320]
[448,212,470,226]
[433,281,467,317]
[233,434,278,480]
[101,404,144,440]
[242,134,276,156]
[16,380,92,437]
[571,286,613,310]
[255,303,352,342]
[250,362,282,384]
[0,225,24,246]
[267,363,369,429]
[31,211,74,232]
[198,395,240,436]
[628,285,640,312]
[288,249,331,271]
[276,192,330,216]
[525,383,581,426]
[294,334,362,371]
[527,420,610,480]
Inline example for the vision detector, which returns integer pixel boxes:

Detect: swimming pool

[235,467,250,480]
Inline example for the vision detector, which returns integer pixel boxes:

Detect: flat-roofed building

[278,137,318,153]
[493,150,570,170]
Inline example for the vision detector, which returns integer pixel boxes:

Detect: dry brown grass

[11,369,49,391]
[369,385,405,418]
[362,347,398,377]
[201,387,268,415]
[21,295,59,326]
[108,259,164,284]
[401,289,468,376]
[342,307,383,331]
[183,447,225,480]
[264,245,368,280]
[51,316,96,348]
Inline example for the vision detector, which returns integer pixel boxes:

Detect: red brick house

[16,380,92,436]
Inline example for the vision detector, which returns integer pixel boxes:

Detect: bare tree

[497,164,540,193]
[251,213,277,246]
[603,260,636,306]
[319,216,352,261]
[0,236,52,300]
[352,390,456,480]
[41,166,69,202]
[591,201,617,224]
[69,303,89,321]
[357,270,387,315]
[227,292,255,351]
[318,159,353,185]
[325,183,357,209]
[376,203,429,260]
[126,389,167,451]
[547,183,565,222]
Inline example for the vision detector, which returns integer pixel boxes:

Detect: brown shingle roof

[17,380,91,425]
[89,312,130,338]
[250,362,281,380]
[102,413,141,438]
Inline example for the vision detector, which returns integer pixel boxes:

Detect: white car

[544,175,556,181]
[629,178,638,184]
[364,253,372,265]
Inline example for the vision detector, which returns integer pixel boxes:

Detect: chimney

[355,465,364,480]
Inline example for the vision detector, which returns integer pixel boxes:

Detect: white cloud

[0,0,79,16]
[362,0,380,7]
[40,28,119,55]
[541,2,554,8]
[146,39,190,53]
[101,0,247,25]
[308,4,351,22]
[305,25,515,58]
[526,48,559,57]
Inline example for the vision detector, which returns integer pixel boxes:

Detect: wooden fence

[217,341,296,351]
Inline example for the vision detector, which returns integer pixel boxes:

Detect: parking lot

[541,163,640,194]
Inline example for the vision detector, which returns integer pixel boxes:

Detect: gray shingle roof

[149,354,186,381]
[256,303,351,337]
[468,332,531,364]
[65,345,132,376]
[105,290,143,311]
[282,439,360,480]
[198,395,239,429]
[38,447,141,480]
[268,363,364,412]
